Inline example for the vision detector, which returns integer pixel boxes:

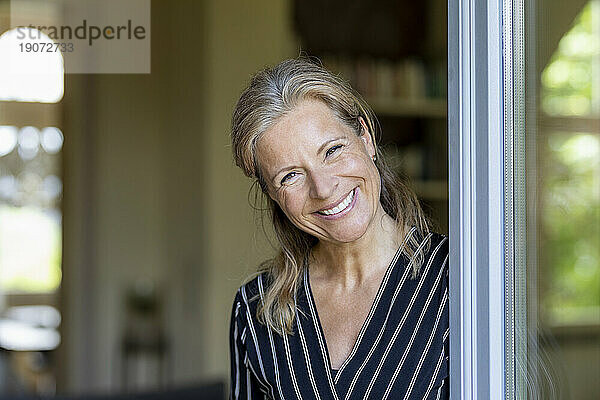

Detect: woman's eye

[326,144,343,157]
[280,172,297,184]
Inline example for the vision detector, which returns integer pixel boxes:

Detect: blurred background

[530,1,600,398]
[0,0,447,396]
[0,0,596,398]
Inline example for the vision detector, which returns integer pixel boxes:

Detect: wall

[200,0,298,379]
[61,0,296,393]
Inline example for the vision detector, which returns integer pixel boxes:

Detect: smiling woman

[229,58,449,399]
[255,100,381,244]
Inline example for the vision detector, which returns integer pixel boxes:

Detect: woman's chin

[317,225,371,244]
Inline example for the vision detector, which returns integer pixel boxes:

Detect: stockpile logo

[9,0,151,73]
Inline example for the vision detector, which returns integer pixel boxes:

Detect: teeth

[318,189,354,215]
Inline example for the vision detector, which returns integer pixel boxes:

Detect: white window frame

[447,0,525,398]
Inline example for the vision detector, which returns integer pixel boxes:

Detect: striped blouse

[229,228,449,400]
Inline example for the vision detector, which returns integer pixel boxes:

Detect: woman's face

[256,99,382,245]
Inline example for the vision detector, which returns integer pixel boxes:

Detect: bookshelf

[367,97,447,118]
[293,0,448,233]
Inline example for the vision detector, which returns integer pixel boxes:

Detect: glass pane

[529,0,600,398]
[0,205,62,292]
[0,126,63,294]
[0,28,64,103]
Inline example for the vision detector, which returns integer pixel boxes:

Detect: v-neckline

[303,237,408,385]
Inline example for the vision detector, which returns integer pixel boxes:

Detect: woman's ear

[358,117,376,159]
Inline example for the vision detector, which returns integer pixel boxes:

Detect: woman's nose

[308,168,337,199]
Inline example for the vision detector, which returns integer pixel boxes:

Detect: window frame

[448,0,508,398]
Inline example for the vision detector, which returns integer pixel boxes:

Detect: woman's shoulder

[403,228,448,280]
[406,228,448,258]
[429,231,449,254]
[425,231,449,267]
[422,232,449,290]
[232,272,269,314]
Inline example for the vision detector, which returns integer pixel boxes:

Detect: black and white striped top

[229,228,449,400]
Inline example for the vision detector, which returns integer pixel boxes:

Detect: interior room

[0,0,597,398]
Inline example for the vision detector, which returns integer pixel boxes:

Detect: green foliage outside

[542,133,600,324]
[542,2,599,117]
[541,1,600,325]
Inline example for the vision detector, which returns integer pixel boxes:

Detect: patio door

[449,0,600,398]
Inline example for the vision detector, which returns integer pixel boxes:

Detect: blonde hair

[231,58,430,335]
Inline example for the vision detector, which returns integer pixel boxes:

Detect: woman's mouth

[316,188,357,218]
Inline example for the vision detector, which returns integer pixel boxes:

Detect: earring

[372,155,376,162]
